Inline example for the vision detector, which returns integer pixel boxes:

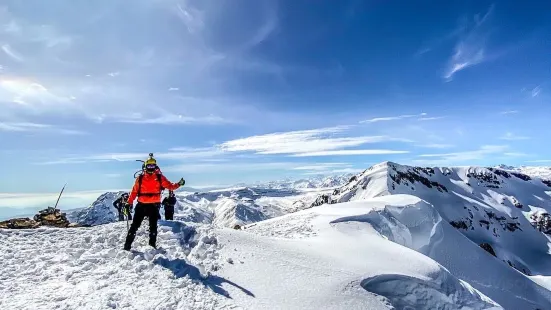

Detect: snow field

[0,221,235,310]
[1,196,503,310]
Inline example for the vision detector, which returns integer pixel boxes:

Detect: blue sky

[1,0,550,213]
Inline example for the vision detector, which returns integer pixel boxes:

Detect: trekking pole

[124,206,130,232]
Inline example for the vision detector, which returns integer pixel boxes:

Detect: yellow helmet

[144,153,158,173]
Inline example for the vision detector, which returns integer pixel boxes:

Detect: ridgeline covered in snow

[3,161,551,309]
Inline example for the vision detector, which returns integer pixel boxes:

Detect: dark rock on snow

[0,206,81,229]
[479,243,497,257]
[0,217,41,229]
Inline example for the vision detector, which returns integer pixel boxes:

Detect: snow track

[0,222,235,310]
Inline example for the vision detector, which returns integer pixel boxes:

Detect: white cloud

[219,126,406,156]
[292,163,350,171]
[418,116,446,121]
[114,114,234,125]
[2,44,24,62]
[417,143,455,149]
[526,159,551,163]
[291,149,409,157]
[164,161,298,174]
[500,110,518,115]
[360,113,426,124]
[444,5,494,80]
[0,0,281,127]
[36,147,225,165]
[418,145,508,163]
[504,152,529,157]
[532,86,542,97]
[0,190,121,210]
[331,168,364,174]
[499,132,530,141]
[0,122,85,135]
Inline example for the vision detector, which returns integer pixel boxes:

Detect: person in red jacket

[123,156,185,250]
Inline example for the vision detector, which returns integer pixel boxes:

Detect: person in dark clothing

[123,155,185,250]
[161,190,177,220]
[113,193,131,221]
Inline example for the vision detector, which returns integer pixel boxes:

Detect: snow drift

[313,162,551,308]
[1,195,504,310]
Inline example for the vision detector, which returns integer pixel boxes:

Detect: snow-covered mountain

[498,165,551,180]
[249,173,354,190]
[2,195,507,310]
[70,186,327,229]
[6,161,551,309]
[311,161,551,307]
[67,191,125,226]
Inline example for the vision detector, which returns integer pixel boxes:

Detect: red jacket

[127,173,180,204]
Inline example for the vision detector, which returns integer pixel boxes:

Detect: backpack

[136,173,164,197]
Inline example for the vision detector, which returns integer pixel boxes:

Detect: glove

[178,178,185,186]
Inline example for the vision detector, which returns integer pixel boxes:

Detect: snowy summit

[2,0,551,309]
[4,161,551,309]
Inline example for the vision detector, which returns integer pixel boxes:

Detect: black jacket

[162,196,177,208]
[113,197,125,211]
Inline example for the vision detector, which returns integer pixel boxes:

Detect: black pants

[124,203,159,250]
[164,205,174,220]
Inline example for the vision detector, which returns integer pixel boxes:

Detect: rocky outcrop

[479,243,496,257]
[34,207,71,227]
[0,218,41,229]
[0,207,78,229]
[530,212,551,234]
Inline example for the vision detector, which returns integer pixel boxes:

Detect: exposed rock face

[0,218,40,229]
[530,212,551,234]
[309,161,551,277]
[479,243,496,257]
[34,207,71,227]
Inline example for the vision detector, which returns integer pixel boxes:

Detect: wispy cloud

[0,0,282,128]
[527,160,551,163]
[417,145,508,164]
[360,113,427,124]
[1,44,24,62]
[219,126,406,156]
[532,86,542,97]
[0,190,119,210]
[290,149,409,157]
[504,152,529,157]
[416,143,455,149]
[499,132,530,141]
[164,161,298,174]
[444,5,494,80]
[0,122,85,135]
[35,147,224,165]
[113,114,235,125]
[418,116,446,121]
[292,163,350,171]
[500,110,518,115]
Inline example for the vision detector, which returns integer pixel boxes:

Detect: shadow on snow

[133,220,255,299]
[153,256,255,299]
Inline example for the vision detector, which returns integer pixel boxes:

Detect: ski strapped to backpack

[136,173,165,197]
